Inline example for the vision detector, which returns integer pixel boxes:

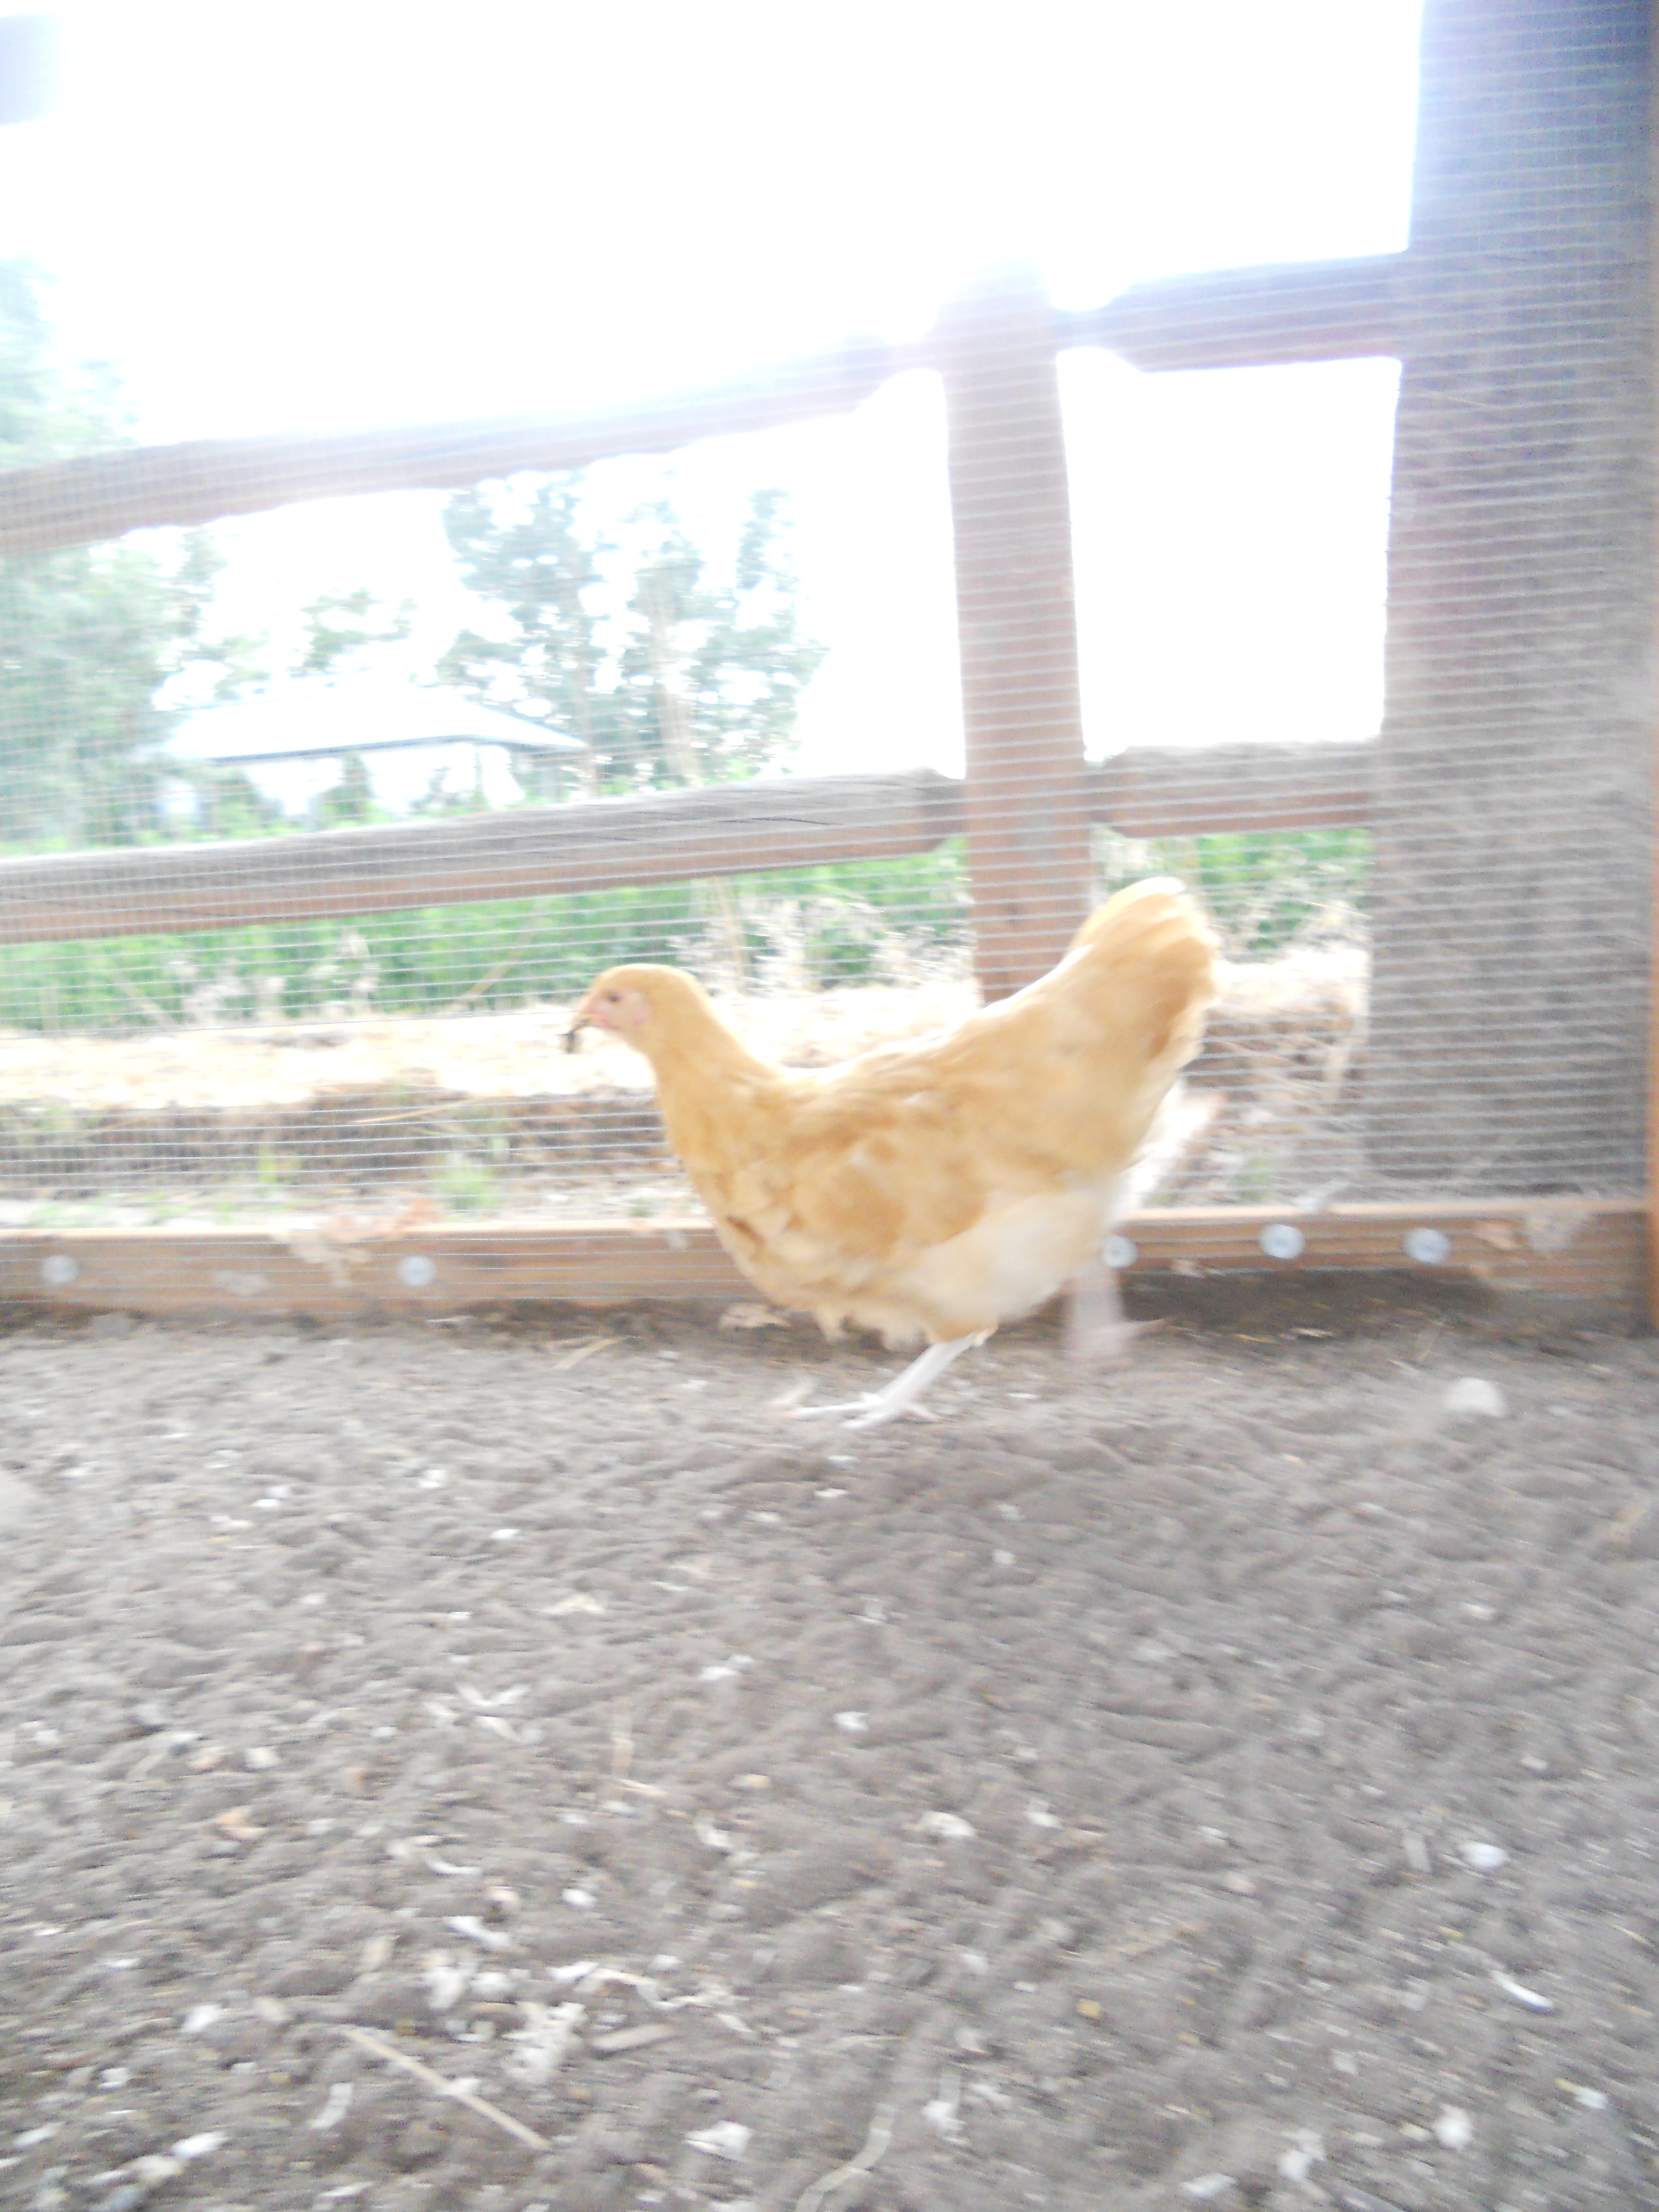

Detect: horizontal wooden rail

[0,769,958,942]
[0,336,910,561]
[1092,739,1373,837]
[0,257,1409,562]
[0,1199,1641,1324]
[0,745,1373,945]
[1066,255,1407,372]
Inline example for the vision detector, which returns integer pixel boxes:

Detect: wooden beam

[0,258,1413,567]
[1366,0,1653,1195]
[0,768,962,943]
[0,337,907,560]
[0,1201,1642,1324]
[0,745,1376,948]
[1651,2,1659,1335]
[939,268,1094,1000]
[0,1222,750,1318]
[1065,254,1407,372]
[1652,0,1659,1333]
[1091,740,1374,837]
[1113,1198,1646,1321]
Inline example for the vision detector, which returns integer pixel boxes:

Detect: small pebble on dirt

[1493,1972,1555,2012]
[1445,1376,1507,1418]
[686,2120,751,2161]
[1460,1841,1507,1872]
[916,1811,974,1840]
[1433,2106,1474,2150]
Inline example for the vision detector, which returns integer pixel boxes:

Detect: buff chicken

[567,878,1217,1427]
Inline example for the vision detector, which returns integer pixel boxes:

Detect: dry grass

[0,946,1369,1227]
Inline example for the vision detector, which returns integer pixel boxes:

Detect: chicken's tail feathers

[1068,878,1220,1076]
[1070,875,1199,951]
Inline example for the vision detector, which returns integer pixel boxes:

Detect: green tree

[314,749,378,827]
[0,261,248,849]
[615,489,824,789]
[694,488,826,779]
[439,474,824,799]
[439,477,613,797]
[614,499,713,788]
[297,586,416,679]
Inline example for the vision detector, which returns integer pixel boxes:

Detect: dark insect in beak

[563,1018,585,1055]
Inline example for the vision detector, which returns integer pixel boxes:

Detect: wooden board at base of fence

[0,1199,1644,1327]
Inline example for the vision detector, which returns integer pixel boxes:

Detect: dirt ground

[3,1280,1658,2212]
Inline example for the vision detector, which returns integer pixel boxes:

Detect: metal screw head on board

[1404,1228,1452,1266]
[1259,1223,1305,1261]
[397,1255,437,1290]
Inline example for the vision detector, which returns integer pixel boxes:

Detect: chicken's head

[565,964,718,1058]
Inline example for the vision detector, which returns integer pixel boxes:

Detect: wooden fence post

[1369,0,1654,1192]
[1651,0,1659,1329]
[938,267,1094,1001]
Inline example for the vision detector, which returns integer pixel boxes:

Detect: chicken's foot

[1065,1255,1159,1365]
[789,1333,987,1431]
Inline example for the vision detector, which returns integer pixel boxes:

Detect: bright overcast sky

[0,0,1425,775]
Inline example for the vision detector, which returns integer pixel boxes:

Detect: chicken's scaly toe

[789,1394,940,1429]
[785,1334,983,1430]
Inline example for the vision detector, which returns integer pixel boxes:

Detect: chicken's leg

[789,1333,987,1431]
[1065,1254,1158,1365]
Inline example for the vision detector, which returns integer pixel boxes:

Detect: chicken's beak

[564,1000,590,1053]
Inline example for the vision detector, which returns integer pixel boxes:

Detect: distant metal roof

[168,677,588,765]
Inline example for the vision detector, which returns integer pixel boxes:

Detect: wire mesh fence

[0,0,1649,1308]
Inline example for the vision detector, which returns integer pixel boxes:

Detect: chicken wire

[0,0,1649,1276]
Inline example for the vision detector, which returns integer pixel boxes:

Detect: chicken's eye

[604,991,621,1003]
